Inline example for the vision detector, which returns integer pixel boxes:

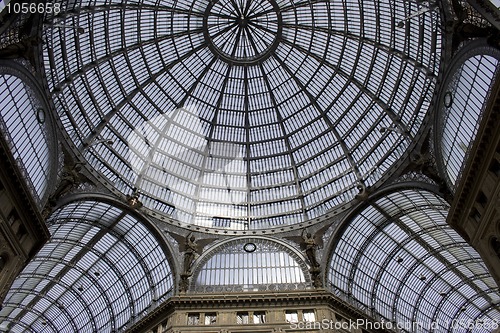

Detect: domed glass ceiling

[42,0,442,229]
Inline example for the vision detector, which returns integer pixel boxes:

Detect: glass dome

[42,0,442,229]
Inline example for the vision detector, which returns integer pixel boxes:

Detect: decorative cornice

[127,290,385,332]
[467,0,500,30]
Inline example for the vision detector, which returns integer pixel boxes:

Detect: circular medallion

[243,242,257,252]
[36,107,46,124]
[443,91,453,108]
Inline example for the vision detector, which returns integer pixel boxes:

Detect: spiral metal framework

[42,0,441,230]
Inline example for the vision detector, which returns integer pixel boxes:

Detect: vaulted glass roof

[0,201,174,333]
[328,189,500,332]
[0,71,53,205]
[42,0,442,229]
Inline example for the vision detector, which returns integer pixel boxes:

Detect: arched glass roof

[438,49,499,190]
[42,0,442,229]
[0,68,53,206]
[0,201,174,333]
[327,189,500,332]
[191,238,309,292]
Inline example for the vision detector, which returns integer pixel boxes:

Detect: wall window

[0,71,54,204]
[187,313,200,325]
[437,43,500,190]
[285,310,299,323]
[303,310,316,322]
[237,312,249,324]
[193,238,308,292]
[253,311,266,324]
[236,311,266,324]
[204,313,217,325]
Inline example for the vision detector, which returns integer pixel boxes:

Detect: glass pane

[253,311,266,324]
[285,311,298,323]
[193,239,308,292]
[187,313,200,325]
[440,54,499,190]
[303,310,316,323]
[237,312,249,324]
[0,74,51,203]
[204,313,217,325]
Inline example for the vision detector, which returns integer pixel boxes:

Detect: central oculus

[203,0,282,65]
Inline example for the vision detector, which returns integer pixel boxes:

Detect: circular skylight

[42,0,442,230]
[203,0,282,65]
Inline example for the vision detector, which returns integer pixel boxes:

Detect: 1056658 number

[5,2,61,14]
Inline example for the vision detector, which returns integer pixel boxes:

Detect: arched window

[0,201,174,333]
[191,238,310,292]
[437,42,500,191]
[0,63,57,206]
[327,188,500,332]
